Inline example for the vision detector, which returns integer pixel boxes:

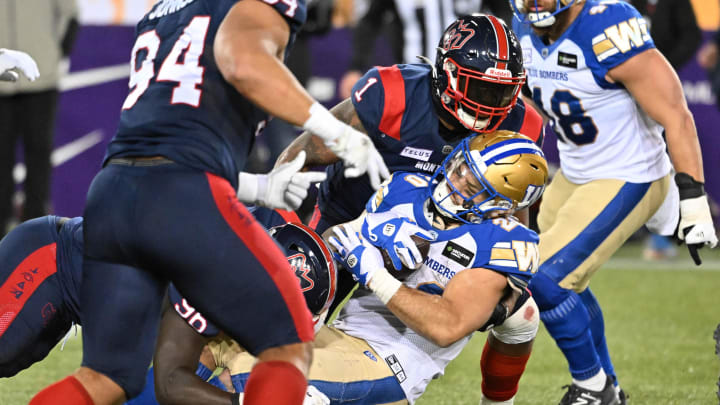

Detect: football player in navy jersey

[30,1,388,404]
[277,14,544,317]
[0,216,82,378]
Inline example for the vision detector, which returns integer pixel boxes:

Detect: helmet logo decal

[288,253,314,292]
[442,21,475,51]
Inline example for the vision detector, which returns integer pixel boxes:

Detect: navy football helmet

[430,14,525,138]
[270,223,337,333]
[510,0,578,27]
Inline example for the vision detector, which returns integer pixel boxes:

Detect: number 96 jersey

[109,0,306,189]
[512,1,671,184]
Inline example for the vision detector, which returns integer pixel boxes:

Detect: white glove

[0,48,40,82]
[362,211,436,270]
[329,224,401,304]
[675,173,718,265]
[304,385,330,405]
[237,151,326,211]
[303,102,390,190]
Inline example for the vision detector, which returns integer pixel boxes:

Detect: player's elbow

[154,368,186,405]
[426,325,466,348]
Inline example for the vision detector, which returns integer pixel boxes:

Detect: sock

[29,376,94,405]
[579,288,617,385]
[531,273,602,380]
[480,396,515,405]
[243,361,306,405]
[573,369,607,392]
[480,340,531,401]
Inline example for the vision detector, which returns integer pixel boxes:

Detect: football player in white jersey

[140,131,548,405]
[510,1,718,404]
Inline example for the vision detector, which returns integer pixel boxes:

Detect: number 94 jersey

[110,0,306,189]
[512,1,671,184]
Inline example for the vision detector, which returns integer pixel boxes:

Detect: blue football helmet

[270,223,337,333]
[429,130,548,223]
[510,0,578,27]
[430,14,525,137]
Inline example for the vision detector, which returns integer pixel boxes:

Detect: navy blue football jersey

[109,0,307,189]
[318,63,544,225]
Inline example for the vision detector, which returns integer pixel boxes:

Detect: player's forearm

[664,111,705,182]
[385,286,471,347]
[155,367,235,405]
[274,131,339,168]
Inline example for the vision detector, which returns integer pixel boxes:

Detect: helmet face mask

[510,0,577,28]
[429,131,548,224]
[432,14,526,134]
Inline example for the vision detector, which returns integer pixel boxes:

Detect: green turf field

[2,242,719,404]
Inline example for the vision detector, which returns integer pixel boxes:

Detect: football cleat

[558,376,620,405]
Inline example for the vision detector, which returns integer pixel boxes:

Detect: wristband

[236,172,267,205]
[675,172,705,200]
[231,392,241,405]
[302,102,345,143]
[195,363,214,381]
[368,267,402,305]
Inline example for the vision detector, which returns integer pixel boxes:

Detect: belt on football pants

[107,156,175,167]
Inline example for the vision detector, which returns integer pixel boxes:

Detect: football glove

[675,173,718,265]
[362,211,436,270]
[237,151,326,211]
[303,102,390,190]
[0,48,39,82]
[329,224,402,304]
[329,224,385,287]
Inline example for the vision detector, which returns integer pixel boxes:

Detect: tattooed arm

[275,98,370,168]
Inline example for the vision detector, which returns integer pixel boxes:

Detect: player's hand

[675,173,718,265]
[0,48,39,82]
[328,224,385,287]
[302,102,390,189]
[326,126,390,190]
[237,151,326,211]
[304,385,330,405]
[362,211,436,270]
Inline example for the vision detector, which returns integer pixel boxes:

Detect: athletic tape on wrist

[369,267,402,305]
[302,102,345,143]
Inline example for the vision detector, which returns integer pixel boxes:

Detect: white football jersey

[512,0,672,184]
[333,173,539,404]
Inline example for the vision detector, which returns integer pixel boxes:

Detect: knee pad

[491,297,539,345]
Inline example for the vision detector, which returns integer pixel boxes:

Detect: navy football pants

[0,216,72,377]
[80,161,313,398]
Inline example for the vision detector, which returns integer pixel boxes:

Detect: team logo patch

[382,223,396,236]
[363,350,378,362]
[442,241,474,267]
[557,52,577,68]
[385,354,407,383]
[347,254,358,268]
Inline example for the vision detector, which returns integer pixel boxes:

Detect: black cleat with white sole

[559,376,620,405]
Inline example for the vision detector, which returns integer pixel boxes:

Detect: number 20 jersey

[332,172,539,403]
[512,1,671,184]
[109,0,306,189]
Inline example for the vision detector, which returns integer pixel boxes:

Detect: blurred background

[2,0,719,259]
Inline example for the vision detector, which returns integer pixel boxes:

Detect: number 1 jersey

[109,0,306,189]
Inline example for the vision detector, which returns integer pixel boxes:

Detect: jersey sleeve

[365,173,396,213]
[168,284,221,337]
[351,67,387,140]
[472,220,540,286]
[583,1,654,71]
[211,0,307,35]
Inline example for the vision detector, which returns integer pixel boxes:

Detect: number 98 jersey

[109,0,306,189]
[512,1,671,184]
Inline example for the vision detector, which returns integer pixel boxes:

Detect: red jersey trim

[377,66,406,141]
